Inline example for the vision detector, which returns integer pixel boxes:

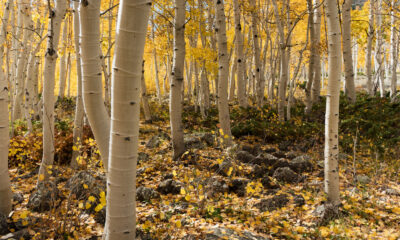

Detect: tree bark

[342,0,356,103]
[311,0,322,103]
[58,17,68,99]
[390,0,398,97]
[0,0,13,216]
[170,0,186,159]
[214,0,232,146]
[103,0,150,238]
[366,0,374,95]
[141,61,152,122]
[324,0,341,206]
[38,0,67,181]
[80,0,110,171]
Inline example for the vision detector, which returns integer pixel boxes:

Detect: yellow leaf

[19,211,29,219]
[79,203,84,209]
[88,196,96,202]
[227,167,233,176]
[85,202,91,209]
[39,174,45,181]
[198,184,203,190]
[392,207,400,214]
[185,195,191,201]
[180,188,186,195]
[343,203,351,210]
[295,226,306,233]
[94,204,104,212]
[99,191,105,198]
[72,146,78,151]
[172,170,177,176]
[319,226,330,237]
[83,184,88,189]
[176,220,182,228]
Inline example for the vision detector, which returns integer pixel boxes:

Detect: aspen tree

[103,0,150,239]
[375,0,385,97]
[58,18,68,99]
[141,61,152,122]
[324,0,341,206]
[0,0,13,215]
[152,15,161,101]
[233,0,247,107]
[80,0,110,171]
[214,0,232,146]
[71,1,84,169]
[366,0,374,95]
[390,0,398,97]
[342,0,356,103]
[311,0,322,103]
[38,0,67,180]
[305,0,315,114]
[170,0,186,159]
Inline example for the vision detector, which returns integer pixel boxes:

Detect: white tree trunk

[228,59,236,102]
[141,61,152,122]
[0,0,13,216]
[80,0,110,171]
[233,0,246,107]
[250,1,263,107]
[38,0,67,181]
[311,0,322,103]
[366,0,374,95]
[342,0,356,103]
[324,0,341,206]
[376,0,385,97]
[152,16,161,101]
[170,0,186,159]
[214,0,232,146]
[58,18,68,99]
[390,0,397,97]
[71,1,84,169]
[103,1,150,239]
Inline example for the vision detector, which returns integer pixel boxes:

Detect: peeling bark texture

[80,0,110,171]
[0,0,13,216]
[342,0,356,103]
[214,0,232,146]
[324,0,341,206]
[103,1,150,239]
[38,0,67,181]
[170,0,186,160]
[70,1,84,169]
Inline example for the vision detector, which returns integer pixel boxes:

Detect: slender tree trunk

[376,0,384,97]
[229,59,237,101]
[70,1,84,169]
[38,0,67,181]
[152,16,161,101]
[390,0,397,97]
[311,0,322,103]
[233,0,247,107]
[58,18,68,99]
[366,0,374,95]
[170,0,186,159]
[305,0,315,114]
[66,53,72,97]
[0,0,13,216]
[214,0,232,146]
[103,0,150,239]
[141,61,152,122]
[342,0,356,103]
[80,0,110,171]
[324,0,341,206]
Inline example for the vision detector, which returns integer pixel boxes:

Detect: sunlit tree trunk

[229,59,236,102]
[71,1,84,169]
[141,61,152,122]
[390,0,398,97]
[38,0,67,181]
[12,0,31,121]
[214,0,232,146]
[0,0,13,216]
[376,0,384,97]
[342,0,356,103]
[250,1,263,107]
[80,0,110,171]
[152,15,161,101]
[305,0,315,114]
[233,0,246,107]
[170,0,186,159]
[324,0,341,206]
[311,0,322,103]
[366,0,374,95]
[58,18,68,99]
[103,1,150,239]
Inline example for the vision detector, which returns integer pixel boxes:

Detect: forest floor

[2,93,400,240]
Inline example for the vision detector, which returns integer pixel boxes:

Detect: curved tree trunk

[170,0,186,159]
[324,0,341,206]
[80,0,110,171]
[70,1,84,169]
[38,0,67,181]
[214,0,232,146]
[103,0,150,239]
[342,0,356,103]
[0,0,13,216]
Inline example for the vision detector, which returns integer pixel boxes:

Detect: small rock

[273,151,286,159]
[285,151,297,160]
[0,213,8,235]
[138,152,149,162]
[205,177,229,197]
[12,192,24,204]
[255,194,289,211]
[236,151,256,163]
[241,144,261,155]
[146,136,161,148]
[264,147,276,153]
[199,132,214,146]
[383,188,400,196]
[313,203,339,224]
[293,194,305,207]
[219,159,235,177]
[272,159,290,170]
[273,167,299,183]
[185,136,204,149]
[163,173,174,180]
[137,187,160,202]
[137,167,147,177]
[278,141,291,151]
[355,175,370,184]
[255,153,278,166]
[229,178,249,197]
[289,155,313,173]
[261,177,279,189]
[250,164,265,179]
[66,171,97,200]
[27,182,61,212]
[157,179,181,195]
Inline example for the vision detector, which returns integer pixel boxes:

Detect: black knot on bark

[82,0,89,7]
